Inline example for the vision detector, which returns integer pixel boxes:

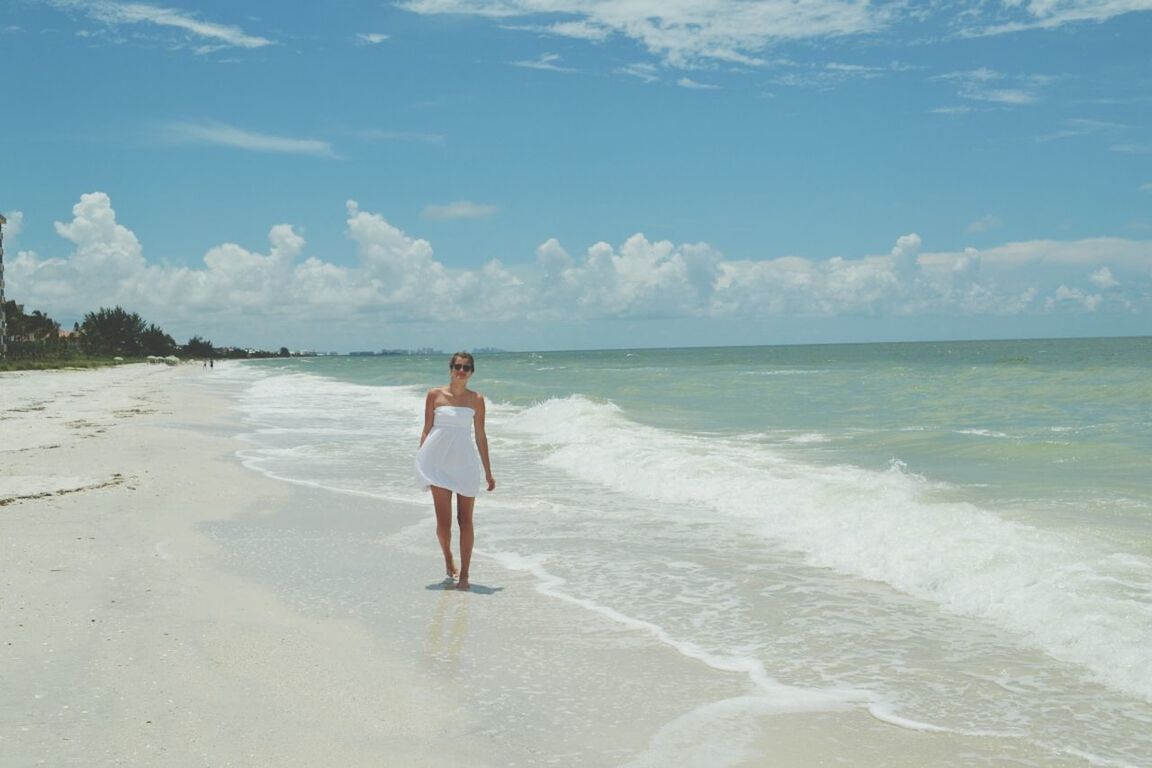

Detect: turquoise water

[269,338,1152,529]
[221,337,1152,767]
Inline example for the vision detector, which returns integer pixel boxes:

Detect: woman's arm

[473,395,496,491]
[419,389,437,447]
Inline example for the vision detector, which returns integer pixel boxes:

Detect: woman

[415,352,496,591]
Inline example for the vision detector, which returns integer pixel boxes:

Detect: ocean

[209,337,1152,767]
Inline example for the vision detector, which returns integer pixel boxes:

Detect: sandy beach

[0,364,474,768]
[1,362,1116,767]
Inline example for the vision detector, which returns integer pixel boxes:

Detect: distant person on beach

[415,352,496,591]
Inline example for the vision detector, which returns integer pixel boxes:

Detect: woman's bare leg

[431,486,457,580]
[456,494,475,590]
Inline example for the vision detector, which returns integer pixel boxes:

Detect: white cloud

[342,201,528,320]
[8,194,490,329]
[715,251,905,317]
[536,234,723,318]
[11,193,148,310]
[1113,143,1152,154]
[9,193,1152,345]
[398,0,895,68]
[423,201,500,220]
[160,121,337,158]
[938,68,1051,105]
[1045,285,1102,312]
[2,211,24,239]
[617,63,661,83]
[883,234,923,291]
[677,77,719,90]
[972,0,1152,35]
[1090,267,1119,289]
[346,201,432,268]
[983,88,1039,105]
[60,0,273,48]
[939,237,1152,270]
[513,52,577,72]
[507,19,612,42]
[1141,182,1152,193]
[53,192,146,277]
[356,32,391,45]
[399,2,1152,73]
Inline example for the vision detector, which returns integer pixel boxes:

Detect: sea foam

[506,395,1152,704]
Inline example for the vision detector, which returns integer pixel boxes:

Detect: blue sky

[2,0,1150,352]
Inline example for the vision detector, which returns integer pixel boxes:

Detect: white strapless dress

[415,406,484,497]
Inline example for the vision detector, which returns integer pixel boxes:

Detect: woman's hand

[486,474,496,492]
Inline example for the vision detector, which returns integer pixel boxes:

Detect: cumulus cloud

[919,239,1151,315]
[10,193,149,309]
[8,194,496,329]
[535,234,723,318]
[890,233,922,268]
[2,211,24,239]
[53,193,145,269]
[1045,285,1102,312]
[8,192,1152,345]
[346,200,439,294]
[1090,267,1119,289]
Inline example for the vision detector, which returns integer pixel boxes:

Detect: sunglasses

[451,364,474,372]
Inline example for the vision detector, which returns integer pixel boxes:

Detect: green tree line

[2,301,288,366]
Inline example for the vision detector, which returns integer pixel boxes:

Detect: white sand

[0,364,477,767]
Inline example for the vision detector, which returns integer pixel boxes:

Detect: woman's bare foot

[456,573,471,591]
[445,554,457,581]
